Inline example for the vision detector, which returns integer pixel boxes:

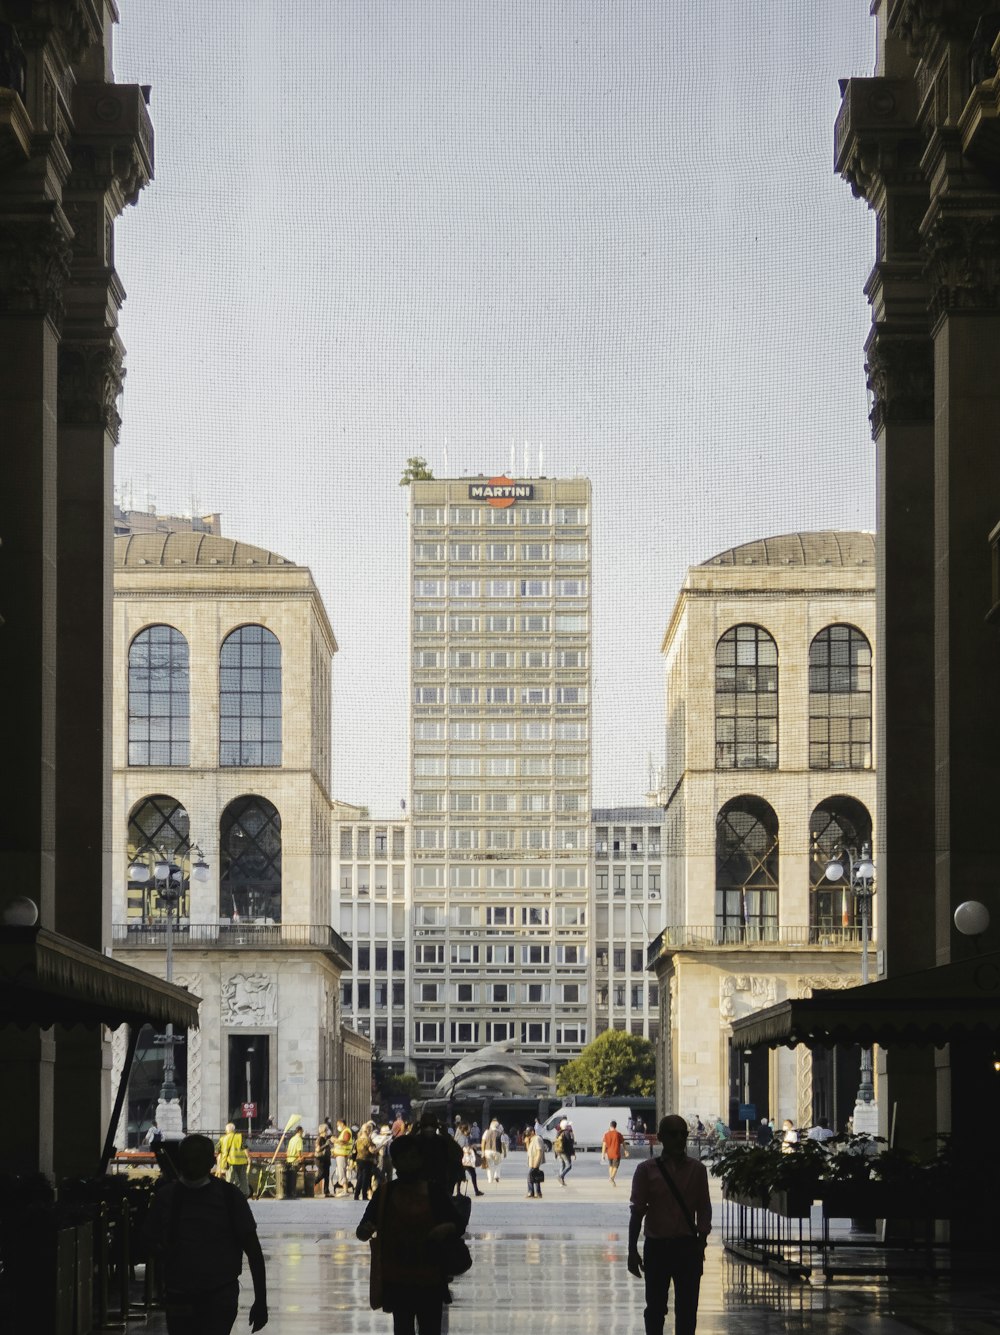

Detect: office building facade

[591,808,665,1042]
[408,476,592,1084]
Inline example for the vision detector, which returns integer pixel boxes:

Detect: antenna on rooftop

[523,440,529,477]
[443,438,449,476]
[510,440,515,475]
[538,443,544,476]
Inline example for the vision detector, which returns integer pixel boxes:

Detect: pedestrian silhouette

[145,1133,268,1333]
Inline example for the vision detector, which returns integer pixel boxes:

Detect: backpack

[553,1133,565,1155]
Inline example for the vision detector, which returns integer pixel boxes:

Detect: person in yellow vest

[217,1121,251,1197]
[332,1118,353,1196]
[285,1124,304,1199]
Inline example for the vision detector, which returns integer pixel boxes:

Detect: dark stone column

[836,72,938,1153]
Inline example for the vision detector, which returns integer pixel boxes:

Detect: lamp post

[246,1046,255,1138]
[128,843,210,1138]
[824,843,877,1134]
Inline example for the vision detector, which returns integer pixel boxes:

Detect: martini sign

[468,475,534,508]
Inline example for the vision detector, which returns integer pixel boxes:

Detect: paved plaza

[141,1156,999,1334]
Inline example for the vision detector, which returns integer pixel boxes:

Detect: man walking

[216,1122,250,1197]
[146,1134,267,1334]
[601,1119,629,1186]
[628,1115,711,1335]
[284,1123,303,1199]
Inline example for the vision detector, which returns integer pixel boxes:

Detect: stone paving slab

[137,1157,1000,1333]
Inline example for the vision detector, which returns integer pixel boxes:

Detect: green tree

[556,1030,655,1098]
[399,456,434,485]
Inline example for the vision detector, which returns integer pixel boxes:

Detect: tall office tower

[409,475,592,1087]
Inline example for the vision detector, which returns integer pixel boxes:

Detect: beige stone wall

[654,537,876,1128]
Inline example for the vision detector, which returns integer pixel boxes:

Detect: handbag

[461,1146,476,1168]
[529,1166,545,1184]
[443,1235,473,1277]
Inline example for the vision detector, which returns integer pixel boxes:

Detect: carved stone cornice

[923,210,1000,320]
[864,324,934,435]
[58,333,124,441]
[835,78,924,207]
[14,0,104,68]
[69,83,154,211]
[0,211,72,324]
[888,1,982,61]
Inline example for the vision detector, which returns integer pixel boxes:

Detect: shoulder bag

[654,1156,706,1257]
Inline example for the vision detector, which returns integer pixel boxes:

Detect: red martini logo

[468,476,534,508]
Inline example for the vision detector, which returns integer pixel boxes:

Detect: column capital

[58,331,125,442]
[835,77,923,207]
[864,323,934,436]
[0,209,72,325]
[923,209,1000,322]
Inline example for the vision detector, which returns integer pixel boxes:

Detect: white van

[540,1106,633,1151]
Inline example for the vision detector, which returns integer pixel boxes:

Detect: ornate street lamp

[824,843,877,1133]
[128,843,210,1137]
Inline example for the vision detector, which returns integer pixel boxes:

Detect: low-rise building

[110,525,368,1139]
[649,532,876,1132]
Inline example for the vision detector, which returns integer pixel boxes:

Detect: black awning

[731,950,1000,1049]
[0,925,200,1030]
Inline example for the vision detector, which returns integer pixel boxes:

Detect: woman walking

[525,1127,545,1199]
[455,1122,485,1197]
[355,1121,380,1200]
[315,1122,333,1198]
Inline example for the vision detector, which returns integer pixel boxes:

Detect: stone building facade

[110,528,369,1139]
[649,532,876,1131]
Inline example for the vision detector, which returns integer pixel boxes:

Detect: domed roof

[115,531,297,568]
[699,531,875,568]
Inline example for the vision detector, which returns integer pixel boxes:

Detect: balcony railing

[112,922,351,956]
[646,925,867,969]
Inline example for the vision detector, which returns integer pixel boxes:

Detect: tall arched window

[220,625,282,767]
[715,625,778,769]
[128,625,190,766]
[716,797,779,943]
[220,796,282,922]
[127,795,191,921]
[809,797,872,941]
[809,625,872,769]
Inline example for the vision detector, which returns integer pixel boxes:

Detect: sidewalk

[140,1156,1000,1333]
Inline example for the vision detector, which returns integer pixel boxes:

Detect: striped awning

[0,925,200,1030]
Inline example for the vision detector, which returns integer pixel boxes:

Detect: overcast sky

[113,1,876,813]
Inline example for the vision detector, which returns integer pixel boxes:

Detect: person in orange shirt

[601,1119,630,1186]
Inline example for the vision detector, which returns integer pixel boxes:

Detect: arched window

[809,625,872,769]
[220,625,282,767]
[809,797,872,942]
[220,796,282,922]
[715,797,779,943]
[128,625,190,766]
[127,795,191,921]
[715,625,778,769]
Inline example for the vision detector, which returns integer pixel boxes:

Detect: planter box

[722,1187,813,1217]
[819,1183,949,1220]
[767,1189,814,1218]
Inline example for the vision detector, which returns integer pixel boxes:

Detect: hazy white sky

[113,1,876,812]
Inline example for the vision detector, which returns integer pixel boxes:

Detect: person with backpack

[146,1133,267,1334]
[554,1118,576,1186]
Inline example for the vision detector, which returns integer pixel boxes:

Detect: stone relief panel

[175,974,202,1129]
[111,1024,130,1149]
[719,973,777,1024]
[222,972,277,1027]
